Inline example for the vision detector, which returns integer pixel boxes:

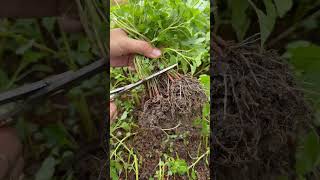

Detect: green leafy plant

[111,0,209,96]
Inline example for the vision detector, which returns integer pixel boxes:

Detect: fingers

[110,101,118,124]
[124,38,162,58]
[110,56,130,67]
[110,28,162,59]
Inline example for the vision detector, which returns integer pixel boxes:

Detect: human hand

[110,28,162,68]
[0,127,23,180]
[110,28,160,124]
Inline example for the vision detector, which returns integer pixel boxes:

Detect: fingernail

[151,49,161,57]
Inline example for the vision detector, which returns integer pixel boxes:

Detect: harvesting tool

[0,59,107,126]
[110,63,178,100]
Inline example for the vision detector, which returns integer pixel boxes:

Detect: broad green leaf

[286,43,320,94]
[296,130,320,175]
[35,156,57,180]
[249,0,277,47]
[273,0,293,18]
[231,0,250,41]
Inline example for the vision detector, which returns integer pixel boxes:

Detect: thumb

[124,38,162,58]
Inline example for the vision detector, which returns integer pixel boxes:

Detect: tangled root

[139,75,207,129]
[212,36,313,179]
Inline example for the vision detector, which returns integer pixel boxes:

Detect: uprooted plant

[110,0,210,178]
[111,0,210,128]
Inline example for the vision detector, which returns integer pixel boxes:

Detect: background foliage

[0,16,107,179]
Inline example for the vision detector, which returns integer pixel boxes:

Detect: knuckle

[138,41,152,52]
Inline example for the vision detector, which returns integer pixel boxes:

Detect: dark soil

[212,35,313,180]
[123,76,209,179]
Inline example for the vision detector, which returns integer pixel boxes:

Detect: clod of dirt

[139,75,207,129]
[212,35,313,179]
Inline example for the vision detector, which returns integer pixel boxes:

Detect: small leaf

[273,0,293,18]
[120,111,128,120]
[169,159,188,175]
[35,156,57,180]
[119,122,131,131]
[249,0,277,47]
[231,0,250,41]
